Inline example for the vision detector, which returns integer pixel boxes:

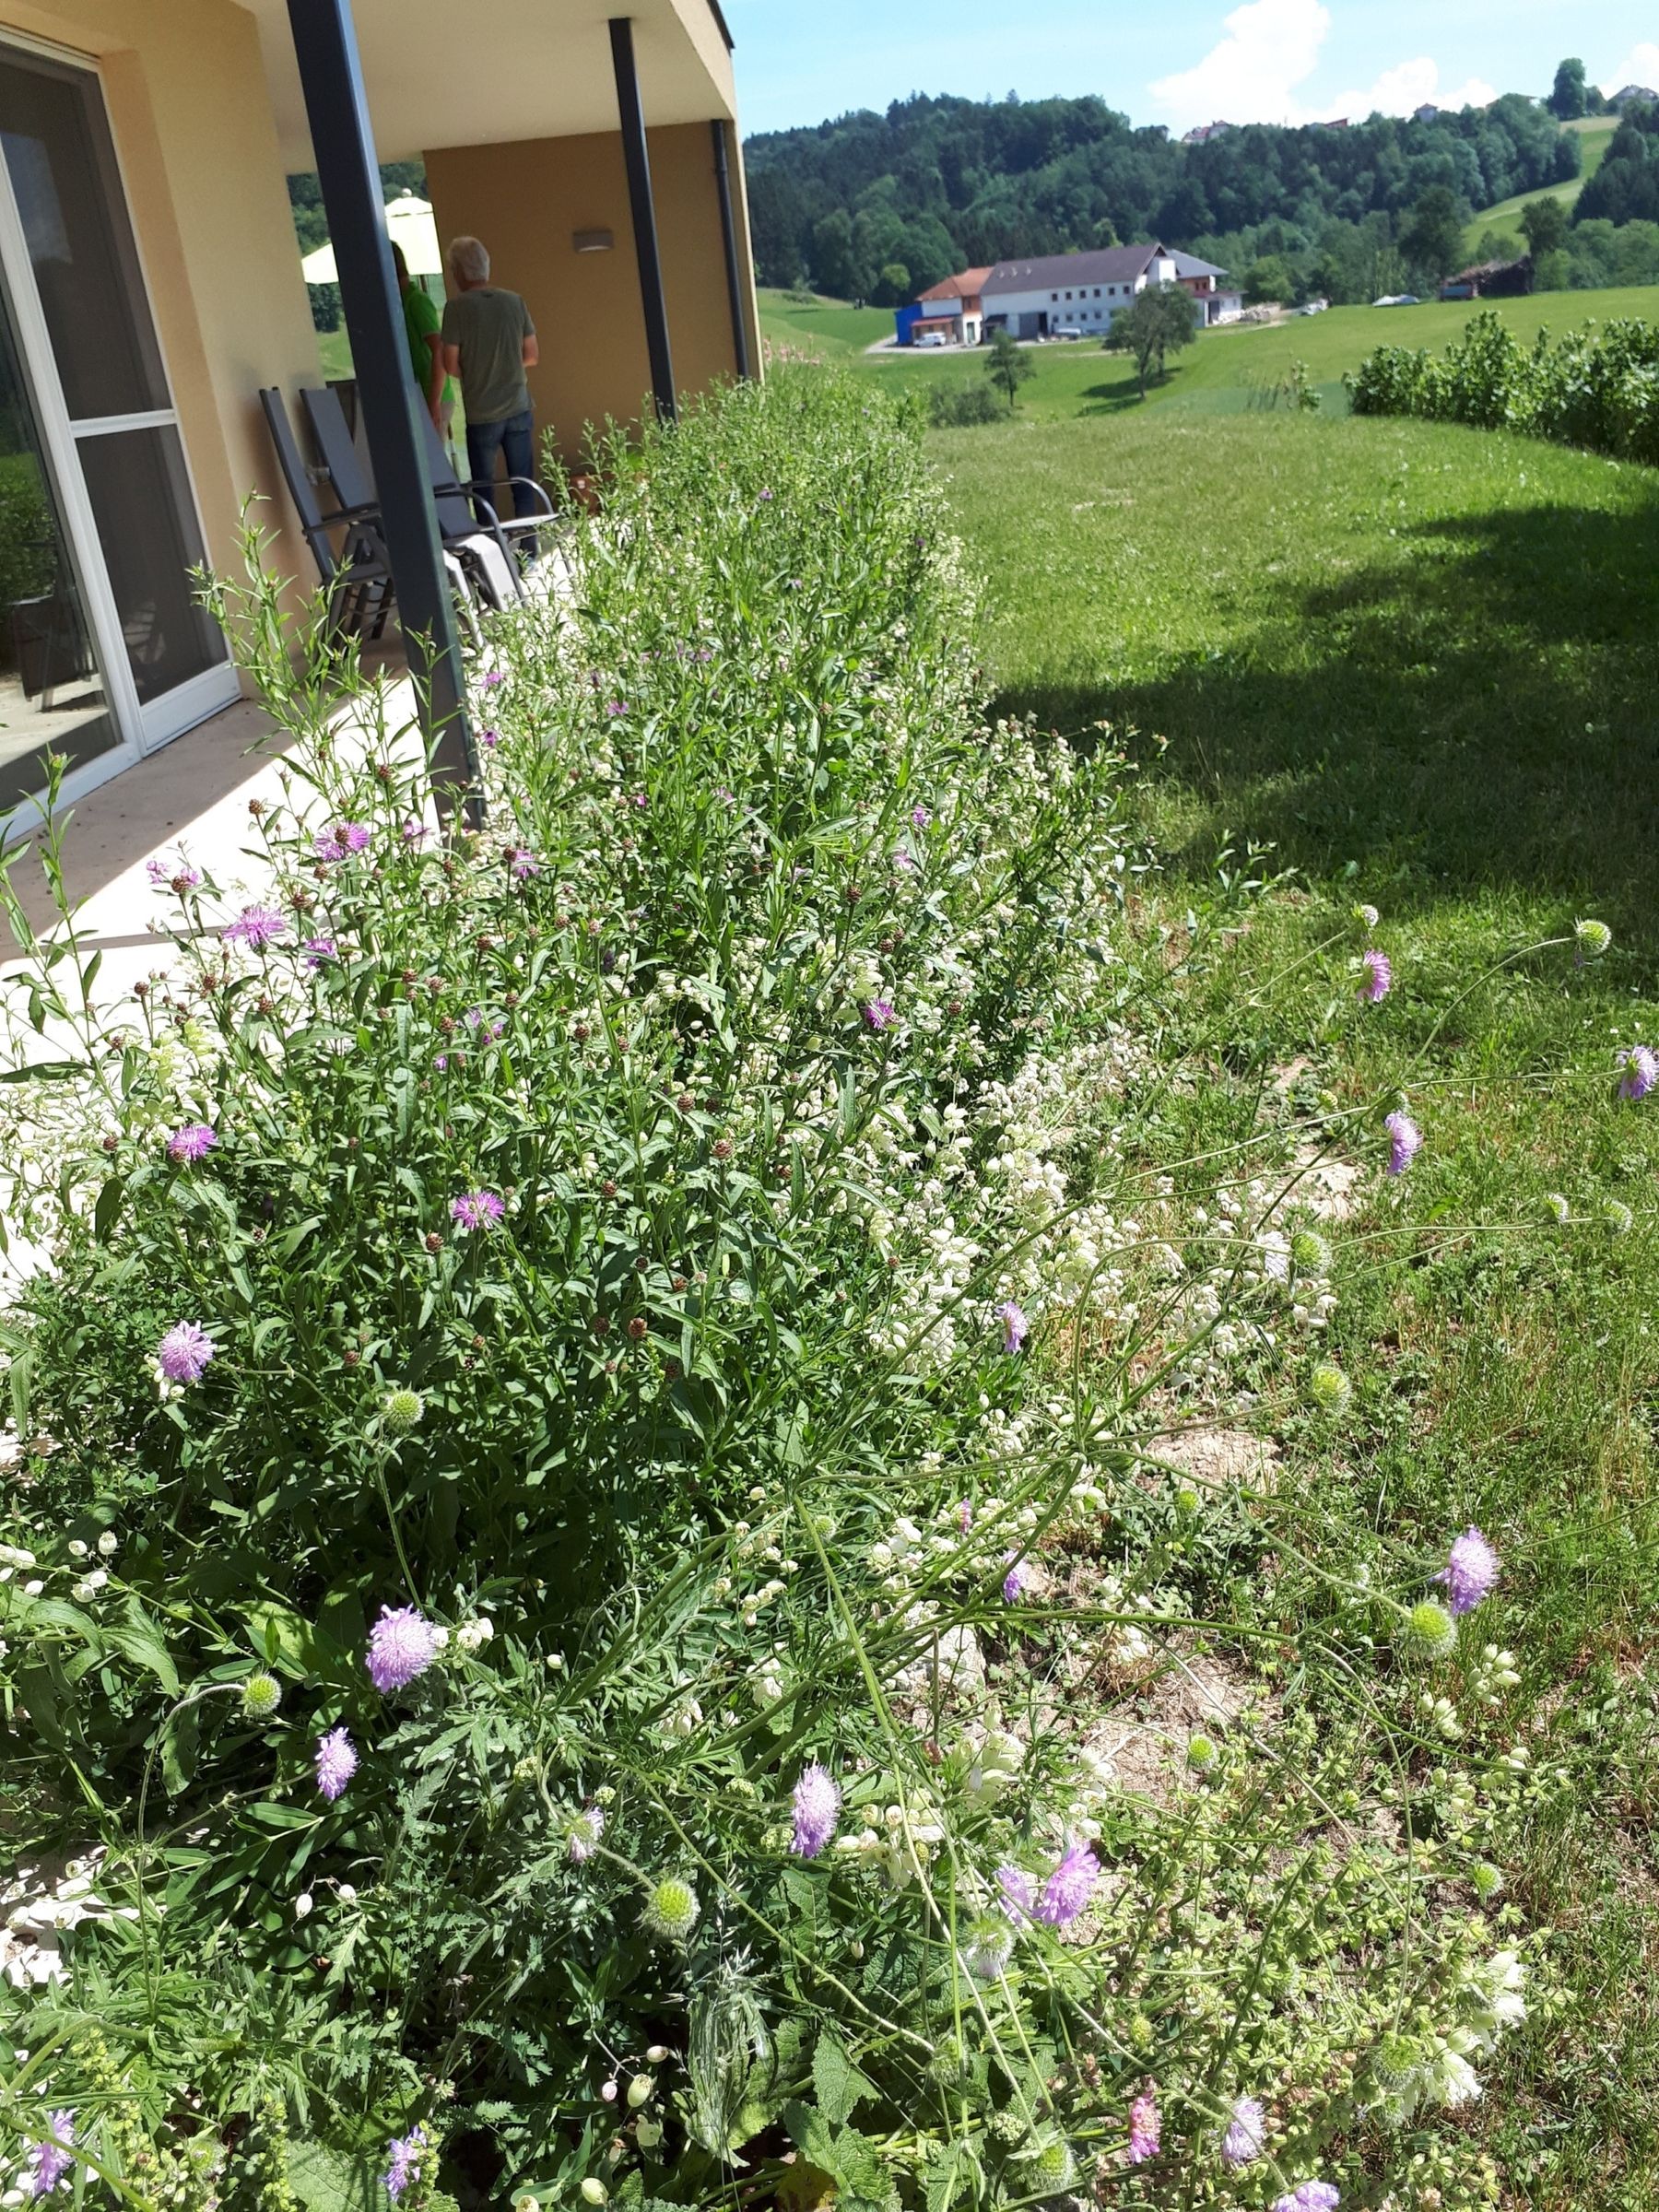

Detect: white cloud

[1327,59,1498,121]
[1149,0,1495,130]
[1149,0,1329,128]
[1599,42,1659,95]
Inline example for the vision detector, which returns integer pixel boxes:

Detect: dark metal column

[711,119,754,381]
[609,17,677,422]
[284,0,478,818]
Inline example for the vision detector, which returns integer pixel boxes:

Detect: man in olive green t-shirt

[440,234,541,553]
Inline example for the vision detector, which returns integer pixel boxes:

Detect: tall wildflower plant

[0,374,1550,2209]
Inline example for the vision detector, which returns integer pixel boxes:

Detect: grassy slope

[1464,114,1619,253]
[936,405,1659,2205]
[841,283,1659,420]
[757,288,895,358]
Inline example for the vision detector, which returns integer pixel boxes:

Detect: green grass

[935,401,1659,2205]
[756,287,894,359]
[315,325,353,382]
[1463,114,1620,255]
[841,283,1659,423]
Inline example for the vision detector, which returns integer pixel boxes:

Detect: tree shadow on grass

[991,498,1659,961]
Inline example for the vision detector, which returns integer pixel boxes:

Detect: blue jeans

[465,408,537,558]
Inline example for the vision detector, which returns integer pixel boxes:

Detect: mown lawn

[937,404,1659,2206]
[841,283,1659,421]
[756,287,894,357]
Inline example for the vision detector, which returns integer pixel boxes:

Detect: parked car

[1371,293,1420,307]
[1050,325,1085,341]
[913,331,947,348]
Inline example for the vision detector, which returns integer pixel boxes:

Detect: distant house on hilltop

[1182,119,1233,144]
[980,242,1241,340]
[1606,84,1659,112]
[1413,103,1441,122]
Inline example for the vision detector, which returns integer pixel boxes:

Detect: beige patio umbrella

[300,192,444,285]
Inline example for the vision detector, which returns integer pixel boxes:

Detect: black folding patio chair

[301,385,535,612]
[261,387,485,649]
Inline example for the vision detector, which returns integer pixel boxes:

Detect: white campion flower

[455,1616,494,1653]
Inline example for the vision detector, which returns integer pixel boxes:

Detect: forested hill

[744,91,1575,302]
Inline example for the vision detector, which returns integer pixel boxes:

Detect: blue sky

[725,1,1659,139]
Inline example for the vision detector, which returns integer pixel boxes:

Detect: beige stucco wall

[425,118,760,465]
[0,0,321,611]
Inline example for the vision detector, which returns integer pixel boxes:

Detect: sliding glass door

[0,31,237,815]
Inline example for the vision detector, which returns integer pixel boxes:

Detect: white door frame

[0,28,239,826]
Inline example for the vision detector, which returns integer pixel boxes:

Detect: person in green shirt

[391,241,453,442]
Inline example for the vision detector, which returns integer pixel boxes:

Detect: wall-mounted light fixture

[573,229,615,253]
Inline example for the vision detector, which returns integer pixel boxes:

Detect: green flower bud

[1186,1732,1219,1772]
[1602,1197,1633,1239]
[1400,1599,1457,1663]
[627,2075,653,2110]
[383,1388,425,1435]
[1372,2030,1421,2089]
[1309,1360,1352,1416]
[240,1671,283,1721]
[1471,1860,1504,1902]
[1574,918,1612,959]
[1290,1228,1331,1276]
[580,2182,608,2206]
[988,2111,1028,2147]
[1024,2138,1075,2195]
[641,1877,700,1943]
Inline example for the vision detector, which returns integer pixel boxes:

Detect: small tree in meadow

[1519,196,1570,257]
[983,325,1034,411]
[1400,184,1466,287]
[1110,282,1199,398]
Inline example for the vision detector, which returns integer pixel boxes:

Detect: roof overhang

[238,0,738,166]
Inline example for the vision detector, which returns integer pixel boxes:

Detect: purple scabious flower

[911,805,932,829]
[450,1190,505,1231]
[997,1300,1029,1354]
[401,817,429,845]
[1275,2187,1340,2212]
[166,1123,216,1164]
[1383,1110,1422,1176]
[1441,1526,1500,1615]
[224,903,288,950]
[567,1804,606,1863]
[995,1865,1037,1921]
[505,846,540,879]
[1127,2092,1160,2165]
[366,1605,441,1694]
[1358,948,1392,1004]
[314,1725,358,1802]
[482,667,505,689]
[1221,2097,1267,2170]
[479,726,501,750]
[791,1762,841,1858]
[158,1322,215,1384]
[863,1000,895,1032]
[304,936,336,969]
[1036,1840,1100,1927]
[1002,1552,1027,1604]
[1617,1045,1658,1101]
[383,2127,426,2202]
[27,2112,74,2198]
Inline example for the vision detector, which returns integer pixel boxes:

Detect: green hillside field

[1462,112,1618,255]
[838,282,1659,420]
[757,288,894,359]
